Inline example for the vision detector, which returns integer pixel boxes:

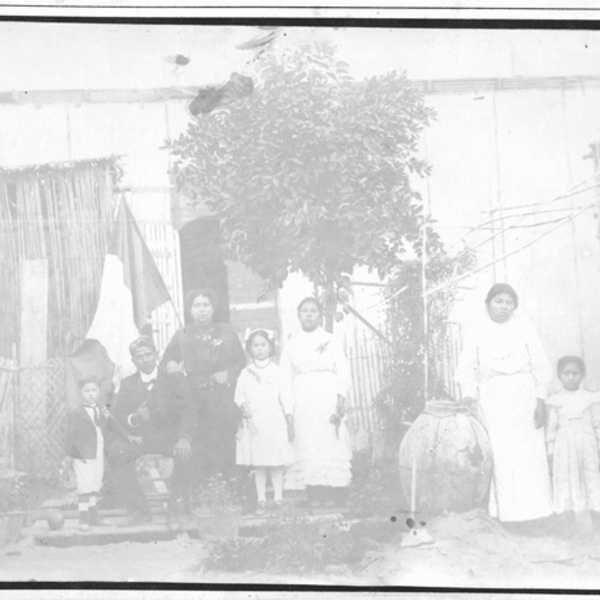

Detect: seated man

[107,336,194,526]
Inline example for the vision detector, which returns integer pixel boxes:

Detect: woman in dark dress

[162,289,246,481]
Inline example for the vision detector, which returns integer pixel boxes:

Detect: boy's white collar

[140,368,158,382]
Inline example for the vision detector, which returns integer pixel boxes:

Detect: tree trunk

[323,278,335,333]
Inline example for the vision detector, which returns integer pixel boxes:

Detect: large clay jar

[398,400,492,514]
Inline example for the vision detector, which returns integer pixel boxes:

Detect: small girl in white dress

[235,329,294,515]
[546,356,600,535]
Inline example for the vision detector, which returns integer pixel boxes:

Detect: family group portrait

[1,14,600,591]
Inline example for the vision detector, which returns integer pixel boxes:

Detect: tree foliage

[167,44,438,328]
[374,247,476,457]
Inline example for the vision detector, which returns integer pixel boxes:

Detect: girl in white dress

[546,356,600,535]
[281,297,352,508]
[235,329,294,515]
[456,283,554,528]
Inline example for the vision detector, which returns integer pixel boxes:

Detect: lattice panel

[15,358,67,481]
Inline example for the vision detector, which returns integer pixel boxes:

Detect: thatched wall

[0,158,120,358]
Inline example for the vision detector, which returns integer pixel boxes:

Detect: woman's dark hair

[485,283,519,308]
[245,330,276,357]
[78,374,101,389]
[557,355,586,376]
[185,288,218,313]
[297,296,323,316]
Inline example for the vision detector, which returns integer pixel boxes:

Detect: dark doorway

[179,217,230,323]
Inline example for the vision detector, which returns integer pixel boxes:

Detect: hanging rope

[449,175,600,255]
[425,198,597,298]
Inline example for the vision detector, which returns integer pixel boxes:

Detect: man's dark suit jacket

[111,371,195,454]
[65,405,108,460]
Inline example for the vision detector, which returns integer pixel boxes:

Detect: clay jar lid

[423,399,468,419]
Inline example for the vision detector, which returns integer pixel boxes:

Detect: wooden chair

[134,454,173,512]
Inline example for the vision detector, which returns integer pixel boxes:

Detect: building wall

[421,84,600,390]
[2,80,600,390]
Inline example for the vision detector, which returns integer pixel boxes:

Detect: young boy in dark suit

[65,375,110,531]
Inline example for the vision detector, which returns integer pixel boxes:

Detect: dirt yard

[1,509,600,588]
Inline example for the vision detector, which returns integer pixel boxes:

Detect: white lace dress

[234,362,293,467]
[281,328,352,489]
[546,389,600,513]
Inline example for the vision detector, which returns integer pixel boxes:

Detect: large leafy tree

[168,44,438,330]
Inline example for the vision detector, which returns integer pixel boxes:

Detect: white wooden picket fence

[139,221,185,354]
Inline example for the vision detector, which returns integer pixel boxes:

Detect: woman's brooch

[316,341,330,354]
[210,337,223,348]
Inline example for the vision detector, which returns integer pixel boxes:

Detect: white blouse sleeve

[524,322,552,400]
[277,367,294,415]
[455,327,479,399]
[234,369,249,407]
[279,342,295,385]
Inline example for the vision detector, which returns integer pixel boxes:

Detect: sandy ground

[0,533,366,586]
[2,509,600,588]
[362,510,600,589]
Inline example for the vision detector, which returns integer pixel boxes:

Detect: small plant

[0,470,27,513]
[347,450,403,519]
[192,474,241,516]
[204,509,357,574]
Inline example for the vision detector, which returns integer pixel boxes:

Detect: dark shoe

[169,497,192,516]
[166,498,191,530]
[166,511,182,531]
[88,508,110,527]
[78,511,90,531]
[119,512,152,528]
[255,501,267,516]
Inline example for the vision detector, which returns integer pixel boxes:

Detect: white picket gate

[139,221,185,355]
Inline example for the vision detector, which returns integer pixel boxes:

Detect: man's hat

[128,336,156,358]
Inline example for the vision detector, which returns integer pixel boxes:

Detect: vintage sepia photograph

[1,13,600,589]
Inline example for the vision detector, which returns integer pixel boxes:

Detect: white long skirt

[285,371,352,489]
[479,372,553,522]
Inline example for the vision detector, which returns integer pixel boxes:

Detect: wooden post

[18,259,48,476]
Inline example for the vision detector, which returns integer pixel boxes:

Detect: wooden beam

[1,75,600,106]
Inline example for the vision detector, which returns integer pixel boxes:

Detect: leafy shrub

[192,474,241,516]
[347,449,405,519]
[203,506,400,574]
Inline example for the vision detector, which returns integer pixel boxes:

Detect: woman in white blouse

[456,283,554,528]
[280,297,352,508]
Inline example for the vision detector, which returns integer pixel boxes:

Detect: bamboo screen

[0,158,121,358]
